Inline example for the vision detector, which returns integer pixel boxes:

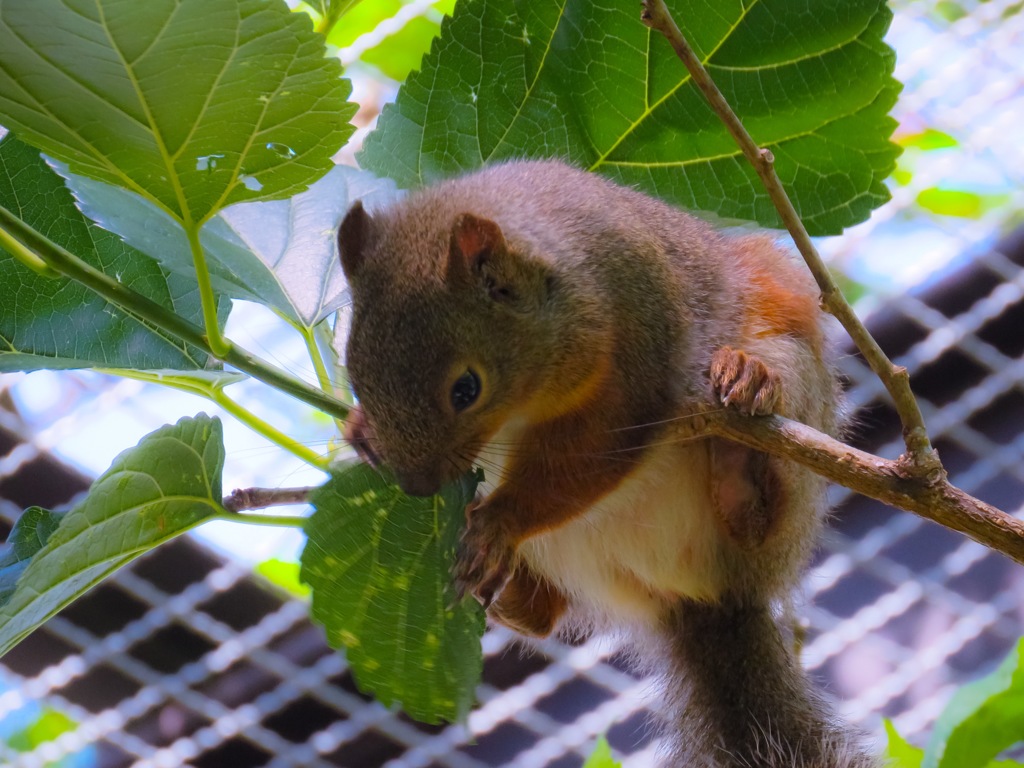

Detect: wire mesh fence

[1,0,1023,765]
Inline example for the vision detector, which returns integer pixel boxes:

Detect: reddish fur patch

[472,371,643,546]
[491,567,568,637]
[734,237,822,346]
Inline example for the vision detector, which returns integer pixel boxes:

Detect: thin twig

[640,0,939,475]
[222,486,314,512]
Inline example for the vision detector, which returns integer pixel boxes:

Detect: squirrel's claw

[710,347,782,416]
[452,505,514,609]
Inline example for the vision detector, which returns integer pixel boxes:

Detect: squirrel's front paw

[711,347,782,416]
[453,506,514,609]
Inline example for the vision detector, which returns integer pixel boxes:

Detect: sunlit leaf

[583,736,622,768]
[916,188,1010,219]
[328,0,455,82]
[255,558,311,599]
[6,707,77,753]
[885,720,924,768]
[360,0,901,235]
[897,129,959,150]
[0,0,356,224]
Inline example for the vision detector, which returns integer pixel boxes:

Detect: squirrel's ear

[449,213,547,310]
[448,213,505,281]
[339,200,373,278]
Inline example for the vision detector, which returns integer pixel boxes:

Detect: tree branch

[222,486,314,512]
[638,0,1024,565]
[639,0,939,476]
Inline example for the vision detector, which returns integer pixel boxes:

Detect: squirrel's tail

[652,597,878,768]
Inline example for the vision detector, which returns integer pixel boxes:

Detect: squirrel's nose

[397,471,442,498]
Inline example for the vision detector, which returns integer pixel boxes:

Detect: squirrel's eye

[450,369,481,412]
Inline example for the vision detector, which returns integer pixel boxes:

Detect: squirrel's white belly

[478,426,729,628]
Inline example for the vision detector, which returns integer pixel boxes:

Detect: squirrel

[337,160,876,767]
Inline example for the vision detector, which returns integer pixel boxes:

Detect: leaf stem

[185,223,232,359]
[302,324,346,434]
[315,0,356,36]
[0,203,351,422]
[303,325,335,395]
[217,510,309,528]
[315,320,350,400]
[211,388,329,469]
[639,0,940,476]
[0,223,61,278]
[108,368,330,469]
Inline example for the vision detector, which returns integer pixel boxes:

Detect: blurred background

[1,0,1022,765]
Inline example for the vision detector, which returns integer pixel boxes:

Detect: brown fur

[339,160,874,767]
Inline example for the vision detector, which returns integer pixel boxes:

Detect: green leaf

[0,414,225,658]
[62,164,401,327]
[0,506,65,605]
[0,0,356,225]
[583,736,622,768]
[933,1,968,23]
[359,0,901,235]
[925,638,1024,768]
[305,0,358,18]
[301,463,485,723]
[897,129,959,150]
[6,707,77,753]
[885,720,924,768]
[327,0,455,82]
[302,0,362,36]
[916,188,1010,219]
[255,558,310,599]
[0,135,223,372]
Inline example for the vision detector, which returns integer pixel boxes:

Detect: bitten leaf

[301,463,485,723]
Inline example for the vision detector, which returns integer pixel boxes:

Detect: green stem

[0,223,60,278]
[185,223,231,358]
[316,0,354,36]
[210,388,329,469]
[315,320,351,404]
[302,324,346,435]
[107,368,330,469]
[217,511,308,528]
[303,325,335,394]
[0,206,351,422]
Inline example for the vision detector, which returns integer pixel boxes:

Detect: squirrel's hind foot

[710,347,782,416]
